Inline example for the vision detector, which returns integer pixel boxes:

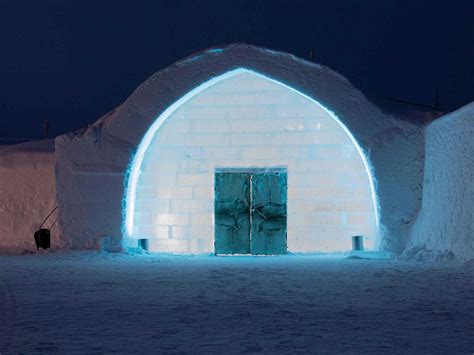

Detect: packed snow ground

[1,252,473,353]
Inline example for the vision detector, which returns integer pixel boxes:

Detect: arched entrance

[124,68,379,253]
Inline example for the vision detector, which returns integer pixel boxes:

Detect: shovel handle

[39,206,58,229]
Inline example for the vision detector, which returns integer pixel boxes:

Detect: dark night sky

[1,0,473,142]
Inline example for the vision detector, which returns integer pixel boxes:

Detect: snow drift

[406,102,474,261]
[0,140,58,252]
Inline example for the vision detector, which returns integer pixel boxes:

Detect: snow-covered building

[1,44,472,260]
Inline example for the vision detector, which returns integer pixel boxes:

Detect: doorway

[214,167,287,255]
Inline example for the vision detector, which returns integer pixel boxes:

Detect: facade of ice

[126,70,378,253]
[52,44,426,256]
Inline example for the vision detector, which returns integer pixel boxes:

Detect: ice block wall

[127,71,378,253]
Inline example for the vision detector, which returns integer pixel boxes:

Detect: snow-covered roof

[75,43,402,149]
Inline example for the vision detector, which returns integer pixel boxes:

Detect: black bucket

[352,235,364,251]
[34,229,51,250]
[34,206,57,251]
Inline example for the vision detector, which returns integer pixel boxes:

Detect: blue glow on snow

[123,68,380,249]
[206,48,224,54]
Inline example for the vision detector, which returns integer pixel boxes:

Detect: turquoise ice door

[250,171,288,255]
[214,169,287,255]
[214,172,251,254]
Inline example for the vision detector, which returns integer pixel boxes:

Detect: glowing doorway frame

[123,68,380,248]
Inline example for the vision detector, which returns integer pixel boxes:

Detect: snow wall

[55,44,425,253]
[406,102,474,261]
[0,140,58,252]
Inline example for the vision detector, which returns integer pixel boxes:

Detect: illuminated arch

[123,68,380,251]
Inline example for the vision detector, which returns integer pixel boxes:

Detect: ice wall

[0,140,58,252]
[129,71,378,253]
[407,103,474,261]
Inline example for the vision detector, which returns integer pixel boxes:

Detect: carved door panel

[250,172,287,255]
[214,172,251,254]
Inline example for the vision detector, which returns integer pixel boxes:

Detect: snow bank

[407,102,474,261]
[0,140,58,252]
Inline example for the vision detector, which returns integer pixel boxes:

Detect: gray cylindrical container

[352,236,364,251]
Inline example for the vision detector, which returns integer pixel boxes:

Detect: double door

[214,168,287,255]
